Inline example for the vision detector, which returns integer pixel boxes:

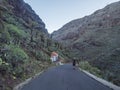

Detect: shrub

[7,24,27,44]
[4,14,16,24]
[0,58,2,65]
[7,24,26,37]
[0,44,28,77]
[0,58,11,75]
[48,46,57,52]
[12,66,24,78]
[0,30,10,44]
[35,50,50,61]
[5,44,29,67]
[79,61,102,77]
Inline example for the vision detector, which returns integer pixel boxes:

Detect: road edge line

[79,68,120,90]
[13,71,43,90]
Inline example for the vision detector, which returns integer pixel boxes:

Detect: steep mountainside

[0,0,70,89]
[52,1,120,86]
[7,0,48,34]
[52,1,120,45]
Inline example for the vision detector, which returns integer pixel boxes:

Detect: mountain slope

[7,0,48,34]
[52,1,120,45]
[0,0,70,89]
[52,1,120,86]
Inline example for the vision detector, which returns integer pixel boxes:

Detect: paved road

[21,64,112,90]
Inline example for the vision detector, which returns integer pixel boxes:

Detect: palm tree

[27,18,38,42]
[0,3,9,44]
[0,4,7,30]
[0,6,4,30]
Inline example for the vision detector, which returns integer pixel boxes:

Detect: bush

[0,58,11,75]
[0,30,10,44]
[5,44,29,66]
[7,24,27,44]
[4,14,16,25]
[102,70,120,86]
[48,46,57,52]
[0,44,29,77]
[79,61,102,77]
[0,58,2,65]
[7,24,24,37]
[35,51,43,60]
[12,66,24,78]
[35,50,50,61]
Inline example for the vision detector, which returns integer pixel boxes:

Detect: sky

[24,0,119,33]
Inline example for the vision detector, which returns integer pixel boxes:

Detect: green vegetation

[79,60,120,86]
[79,61,102,77]
[1,0,119,88]
[0,0,70,89]
[7,24,28,44]
[0,29,10,44]
[34,50,50,61]
[7,24,27,38]
[90,49,120,86]
[5,44,28,63]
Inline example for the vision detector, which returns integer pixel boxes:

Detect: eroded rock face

[52,1,120,59]
[52,1,120,43]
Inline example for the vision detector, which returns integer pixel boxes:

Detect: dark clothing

[73,60,76,66]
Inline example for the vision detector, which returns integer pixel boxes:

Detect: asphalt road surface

[21,64,112,90]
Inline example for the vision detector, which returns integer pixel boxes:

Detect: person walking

[72,57,77,70]
[73,59,76,66]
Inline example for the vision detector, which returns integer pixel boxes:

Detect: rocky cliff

[52,1,120,86]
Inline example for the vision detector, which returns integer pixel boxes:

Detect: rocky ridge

[52,1,120,86]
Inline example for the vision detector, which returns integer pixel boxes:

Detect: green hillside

[0,0,70,89]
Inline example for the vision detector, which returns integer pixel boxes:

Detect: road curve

[21,64,112,90]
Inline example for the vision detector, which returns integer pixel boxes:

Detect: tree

[0,5,4,30]
[0,4,10,44]
[0,3,8,29]
[27,18,38,42]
